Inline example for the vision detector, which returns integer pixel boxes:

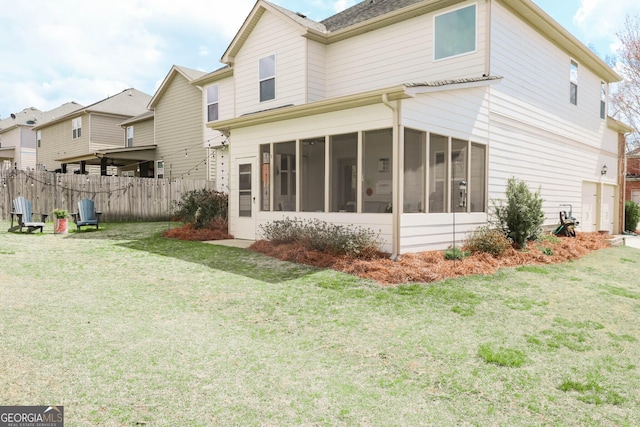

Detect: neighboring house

[200,0,630,255]
[147,65,210,181]
[117,110,156,177]
[626,147,640,204]
[0,103,80,170]
[33,88,152,174]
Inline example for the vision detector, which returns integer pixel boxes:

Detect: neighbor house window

[259,54,276,102]
[434,4,477,60]
[600,81,607,119]
[36,130,41,148]
[126,126,134,147]
[207,84,219,121]
[570,60,578,105]
[156,160,164,179]
[72,117,82,138]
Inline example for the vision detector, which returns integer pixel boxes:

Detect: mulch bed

[248,232,612,285]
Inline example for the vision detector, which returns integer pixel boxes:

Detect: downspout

[382,93,401,260]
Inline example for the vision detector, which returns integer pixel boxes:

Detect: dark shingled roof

[320,0,425,32]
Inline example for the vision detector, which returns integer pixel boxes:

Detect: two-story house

[33,88,152,175]
[202,0,630,255]
[0,103,81,170]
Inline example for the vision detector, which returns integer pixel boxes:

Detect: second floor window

[259,54,276,102]
[72,117,82,138]
[434,4,477,61]
[570,60,578,105]
[127,126,134,147]
[207,85,219,121]
[36,130,41,148]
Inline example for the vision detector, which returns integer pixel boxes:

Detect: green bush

[493,178,545,249]
[464,226,513,257]
[172,189,228,228]
[444,246,470,260]
[259,218,382,258]
[625,200,640,232]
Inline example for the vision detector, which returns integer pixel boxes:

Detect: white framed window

[72,117,82,138]
[570,60,578,105]
[434,4,477,61]
[600,81,607,119]
[156,160,165,179]
[36,130,41,148]
[126,126,134,147]
[207,85,219,121]
[259,54,276,102]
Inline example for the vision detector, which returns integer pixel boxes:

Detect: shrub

[464,226,512,257]
[444,246,469,260]
[625,200,640,232]
[172,189,228,228]
[259,218,382,258]
[493,178,545,249]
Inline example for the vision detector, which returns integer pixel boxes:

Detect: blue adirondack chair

[8,196,48,233]
[71,198,102,231]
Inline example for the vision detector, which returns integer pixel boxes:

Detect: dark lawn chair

[71,198,102,231]
[8,196,47,233]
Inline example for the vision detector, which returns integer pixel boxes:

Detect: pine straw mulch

[247,232,613,285]
[162,219,233,241]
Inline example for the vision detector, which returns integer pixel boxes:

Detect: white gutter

[382,93,401,260]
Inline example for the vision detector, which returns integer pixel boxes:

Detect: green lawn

[1,222,639,426]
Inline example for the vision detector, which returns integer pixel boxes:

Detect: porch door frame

[235,156,257,240]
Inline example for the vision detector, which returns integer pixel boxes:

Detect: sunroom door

[236,156,256,240]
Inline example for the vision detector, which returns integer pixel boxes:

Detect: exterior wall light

[601,164,608,175]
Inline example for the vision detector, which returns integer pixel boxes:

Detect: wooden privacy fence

[0,170,216,222]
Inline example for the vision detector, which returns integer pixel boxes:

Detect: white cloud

[0,0,256,116]
[573,0,639,39]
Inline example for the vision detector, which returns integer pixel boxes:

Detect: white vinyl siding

[490,1,611,149]
[234,10,306,116]
[325,1,486,98]
[307,39,326,102]
[154,72,208,180]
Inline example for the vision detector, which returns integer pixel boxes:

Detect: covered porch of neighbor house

[54,145,157,177]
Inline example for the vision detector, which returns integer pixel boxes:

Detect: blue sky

[0,0,637,119]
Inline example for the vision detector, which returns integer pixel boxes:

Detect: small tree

[625,200,640,232]
[493,178,545,249]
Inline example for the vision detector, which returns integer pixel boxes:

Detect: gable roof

[220,0,620,82]
[320,0,424,31]
[148,65,207,109]
[33,89,151,130]
[0,102,83,132]
[222,0,326,65]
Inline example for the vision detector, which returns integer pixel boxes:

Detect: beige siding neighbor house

[205,0,630,255]
[148,65,209,181]
[33,88,152,174]
[0,103,81,171]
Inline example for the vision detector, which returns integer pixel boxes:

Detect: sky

[0,0,638,119]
